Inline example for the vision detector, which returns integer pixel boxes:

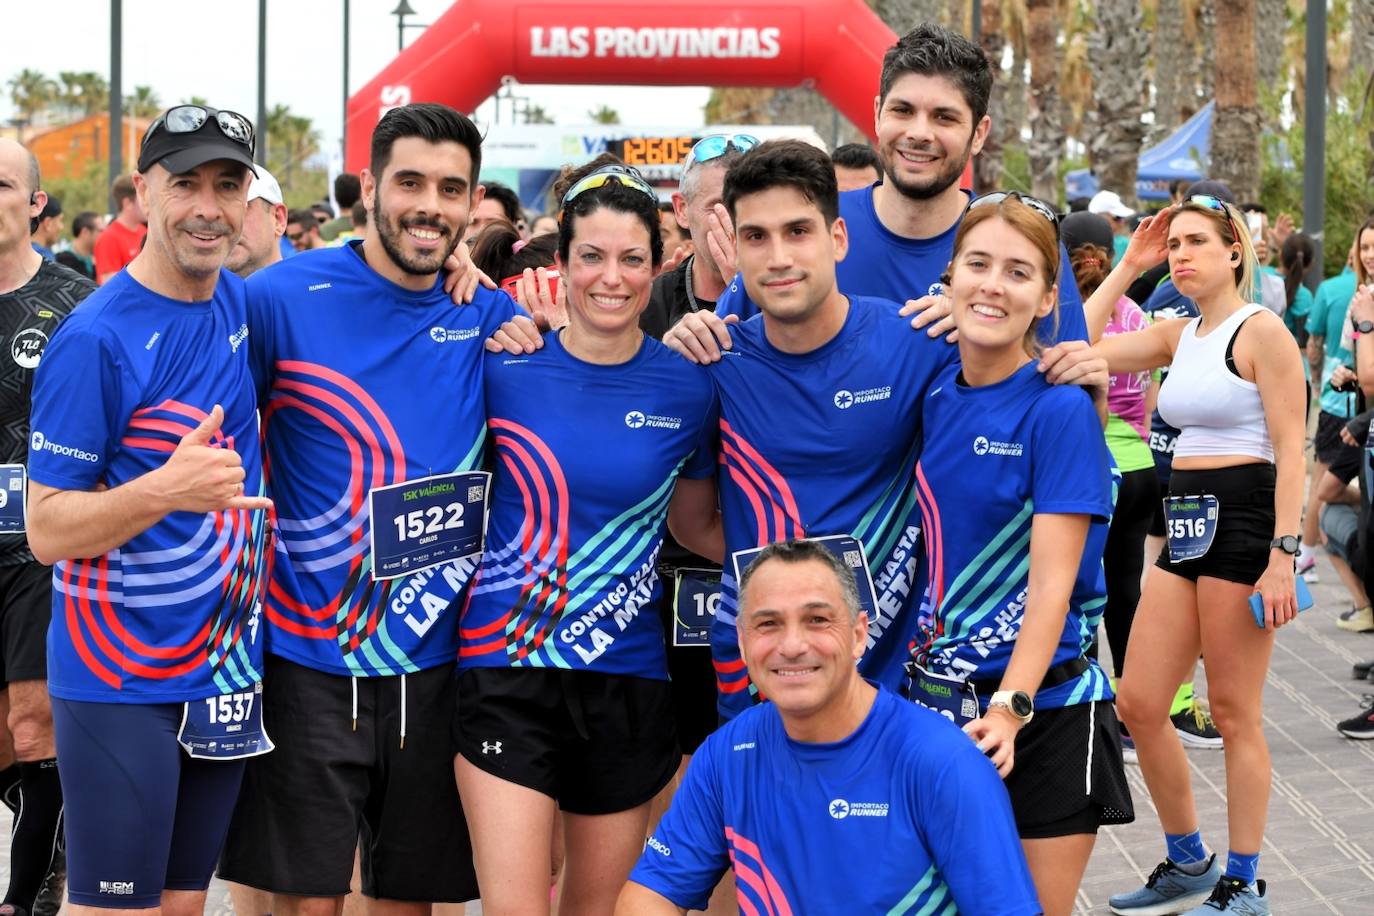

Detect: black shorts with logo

[219,655,477,902]
[454,666,678,815]
[0,560,52,687]
[1006,700,1135,839]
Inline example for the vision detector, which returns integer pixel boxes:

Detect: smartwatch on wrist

[1270,535,1300,555]
[988,690,1034,724]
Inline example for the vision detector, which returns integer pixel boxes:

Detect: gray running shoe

[1178,877,1269,915]
[1109,856,1221,915]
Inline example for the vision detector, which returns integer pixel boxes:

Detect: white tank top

[1156,304,1274,463]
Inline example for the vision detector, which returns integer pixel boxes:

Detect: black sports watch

[1356,320,1374,334]
[1270,535,1300,555]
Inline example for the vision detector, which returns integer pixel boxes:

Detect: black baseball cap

[137,105,257,176]
[1060,212,1115,254]
[1184,179,1236,205]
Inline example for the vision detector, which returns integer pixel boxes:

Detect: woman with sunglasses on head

[910,193,1133,916]
[452,161,720,916]
[1053,196,1304,915]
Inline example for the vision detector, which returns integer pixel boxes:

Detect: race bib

[1164,494,1219,563]
[731,534,880,621]
[178,682,273,760]
[0,465,24,533]
[673,568,721,647]
[905,662,979,727]
[369,471,491,580]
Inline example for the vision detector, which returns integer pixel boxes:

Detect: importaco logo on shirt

[344,0,898,171]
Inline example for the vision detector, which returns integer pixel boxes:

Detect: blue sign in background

[730,534,880,622]
[0,465,26,533]
[369,471,491,580]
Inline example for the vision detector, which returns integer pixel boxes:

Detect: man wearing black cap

[0,137,90,916]
[24,105,273,916]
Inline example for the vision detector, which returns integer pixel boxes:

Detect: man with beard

[218,103,514,915]
[703,24,1087,344]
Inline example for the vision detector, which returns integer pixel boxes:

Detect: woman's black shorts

[1154,463,1276,586]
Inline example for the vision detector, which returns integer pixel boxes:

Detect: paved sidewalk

[6,551,1374,914]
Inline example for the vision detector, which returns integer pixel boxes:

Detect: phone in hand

[1249,576,1314,628]
[1246,211,1264,242]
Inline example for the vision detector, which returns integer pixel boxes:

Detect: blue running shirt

[709,298,958,717]
[29,270,268,703]
[458,332,716,678]
[913,362,1115,710]
[718,186,1089,346]
[630,685,1041,916]
[247,242,516,677]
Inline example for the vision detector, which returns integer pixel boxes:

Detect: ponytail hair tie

[512,239,528,254]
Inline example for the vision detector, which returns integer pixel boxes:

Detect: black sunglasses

[967,191,1061,237]
[143,105,255,153]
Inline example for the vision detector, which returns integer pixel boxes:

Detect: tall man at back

[92,174,146,284]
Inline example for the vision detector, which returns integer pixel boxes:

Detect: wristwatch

[1270,535,1300,555]
[1356,320,1374,334]
[988,690,1034,724]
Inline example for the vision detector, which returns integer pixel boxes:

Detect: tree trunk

[1196,0,1216,113]
[972,0,1006,193]
[1088,0,1148,206]
[1210,0,1261,202]
[1003,38,1029,158]
[1254,0,1286,92]
[1025,0,1063,201]
[1150,0,1185,143]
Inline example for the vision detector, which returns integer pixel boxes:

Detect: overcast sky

[1,0,712,151]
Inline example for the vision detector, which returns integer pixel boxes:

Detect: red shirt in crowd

[93,219,147,284]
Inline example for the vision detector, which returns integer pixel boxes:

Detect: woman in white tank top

[1041,196,1305,915]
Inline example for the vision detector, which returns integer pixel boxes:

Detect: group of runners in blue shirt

[0,19,1309,916]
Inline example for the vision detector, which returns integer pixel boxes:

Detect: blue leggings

[52,698,246,908]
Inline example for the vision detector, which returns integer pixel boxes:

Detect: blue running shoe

[1109,855,1221,915]
[1178,877,1269,915]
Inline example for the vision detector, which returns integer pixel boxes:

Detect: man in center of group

[219,102,516,915]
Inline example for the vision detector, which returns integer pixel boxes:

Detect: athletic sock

[2,759,63,911]
[1300,541,1319,559]
[0,764,20,816]
[1225,850,1260,887]
[1170,682,1195,716]
[1165,829,1209,866]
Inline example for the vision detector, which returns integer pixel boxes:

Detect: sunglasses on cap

[966,191,1061,236]
[682,134,760,172]
[559,165,657,221]
[142,105,255,151]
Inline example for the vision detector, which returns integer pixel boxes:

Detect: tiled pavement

[7,551,1374,914]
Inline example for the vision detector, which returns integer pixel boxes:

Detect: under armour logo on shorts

[482,741,503,755]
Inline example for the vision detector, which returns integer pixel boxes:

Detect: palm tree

[1210,0,1261,202]
[972,0,1007,193]
[124,85,162,118]
[264,104,321,190]
[56,71,85,119]
[1149,0,1186,141]
[523,104,554,125]
[587,105,620,125]
[7,68,56,138]
[1254,0,1287,92]
[1088,0,1148,206]
[75,72,109,116]
[1025,0,1063,202]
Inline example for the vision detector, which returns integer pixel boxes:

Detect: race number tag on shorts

[1164,494,1219,563]
[0,465,25,533]
[731,534,880,621]
[673,568,721,647]
[369,471,491,580]
[178,682,273,759]
[906,662,979,727]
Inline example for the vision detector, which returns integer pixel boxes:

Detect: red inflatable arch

[344,0,898,171]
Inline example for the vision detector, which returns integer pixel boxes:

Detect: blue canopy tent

[1065,102,1214,203]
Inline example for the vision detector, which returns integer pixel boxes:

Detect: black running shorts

[454,666,678,815]
[0,560,52,687]
[219,655,477,902]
